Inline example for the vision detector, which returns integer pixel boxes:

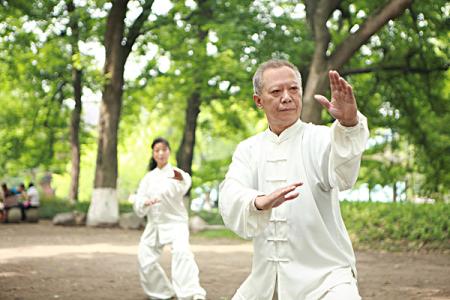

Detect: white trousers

[319,281,361,300]
[138,227,206,300]
[269,281,360,300]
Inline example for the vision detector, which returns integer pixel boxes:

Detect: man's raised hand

[314,70,358,127]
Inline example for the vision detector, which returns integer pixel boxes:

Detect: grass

[38,196,449,251]
[38,196,133,219]
[193,228,243,239]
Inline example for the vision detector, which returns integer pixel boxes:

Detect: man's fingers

[272,191,300,208]
[345,83,354,99]
[280,185,297,196]
[329,70,339,92]
[331,70,352,94]
[284,191,299,200]
[277,183,302,198]
[285,182,303,191]
[314,95,332,110]
[264,182,303,209]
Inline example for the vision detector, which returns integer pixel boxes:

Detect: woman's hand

[172,169,183,181]
[144,198,160,206]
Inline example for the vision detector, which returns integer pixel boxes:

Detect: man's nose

[281,89,292,103]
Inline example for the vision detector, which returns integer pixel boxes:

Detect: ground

[0,221,449,300]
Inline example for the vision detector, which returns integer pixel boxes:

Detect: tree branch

[305,0,340,64]
[329,0,413,69]
[124,0,155,58]
[340,64,449,76]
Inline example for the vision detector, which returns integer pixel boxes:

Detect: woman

[133,137,206,300]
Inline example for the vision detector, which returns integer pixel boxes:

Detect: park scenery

[0,1,449,300]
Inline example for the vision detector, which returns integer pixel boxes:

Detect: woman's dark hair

[148,137,171,170]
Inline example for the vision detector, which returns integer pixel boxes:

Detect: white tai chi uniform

[220,113,369,300]
[134,164,206,300]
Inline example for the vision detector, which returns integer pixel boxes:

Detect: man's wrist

[339,116,359,127]
[254,197,264,211]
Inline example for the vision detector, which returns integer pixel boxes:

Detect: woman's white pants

[138,228,206,299]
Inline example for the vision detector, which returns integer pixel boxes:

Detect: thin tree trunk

[67,0,82,203]
[176,91,201,175]
[176,0,211,176]
[393,182,397,202]
[69,70,82,202]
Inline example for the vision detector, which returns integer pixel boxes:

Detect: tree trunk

[87,0,128,226]
[176,0,211,176]
[67,0,82,203]
[302,0,338,124]
[393,182,397,202]
[87,0,154,226]
[176,91,201,175]
[301,60,329,124]
[302,0,413,124]
[69,70,82,203]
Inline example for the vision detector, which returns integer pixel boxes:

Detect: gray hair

[252,59,302,95]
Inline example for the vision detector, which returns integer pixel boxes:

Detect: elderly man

[219,59,369,300]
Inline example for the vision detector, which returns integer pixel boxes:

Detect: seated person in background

[26,183,40,208]
[17,183,28,220]
[1,183,12,200]
[17,183,28,202]
[0,201,3,220]
[0,183,8,221]
[1,182,20,222]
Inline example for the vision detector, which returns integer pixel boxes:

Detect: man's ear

[253,94,263,109]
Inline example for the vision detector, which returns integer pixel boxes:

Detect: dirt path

[0,221,449,300]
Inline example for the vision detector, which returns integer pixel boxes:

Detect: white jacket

[220,113,369,299]
[134,164,191,246]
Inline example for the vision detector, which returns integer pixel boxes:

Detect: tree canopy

[0,0,448,202]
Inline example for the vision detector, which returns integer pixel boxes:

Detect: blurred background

[0,0,448,249]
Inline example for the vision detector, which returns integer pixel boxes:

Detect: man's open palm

[314,70,358,127]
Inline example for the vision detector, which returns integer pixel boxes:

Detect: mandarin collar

[155,163,173,174]
[265,119,304,144]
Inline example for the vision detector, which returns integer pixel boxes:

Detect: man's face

[253,66,302,134]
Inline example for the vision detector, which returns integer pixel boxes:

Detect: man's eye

[290,86,299,91]
[271,90,280,94]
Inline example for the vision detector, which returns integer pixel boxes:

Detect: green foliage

[34,196,450,251]
[192,228,241,239]
[341,0,450,198]
[341,201,450,251]
[0,0,100,178]
[195,202,450,250]
[0,1,448,204]
[38,196,133,219]
[194,208,224,225]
